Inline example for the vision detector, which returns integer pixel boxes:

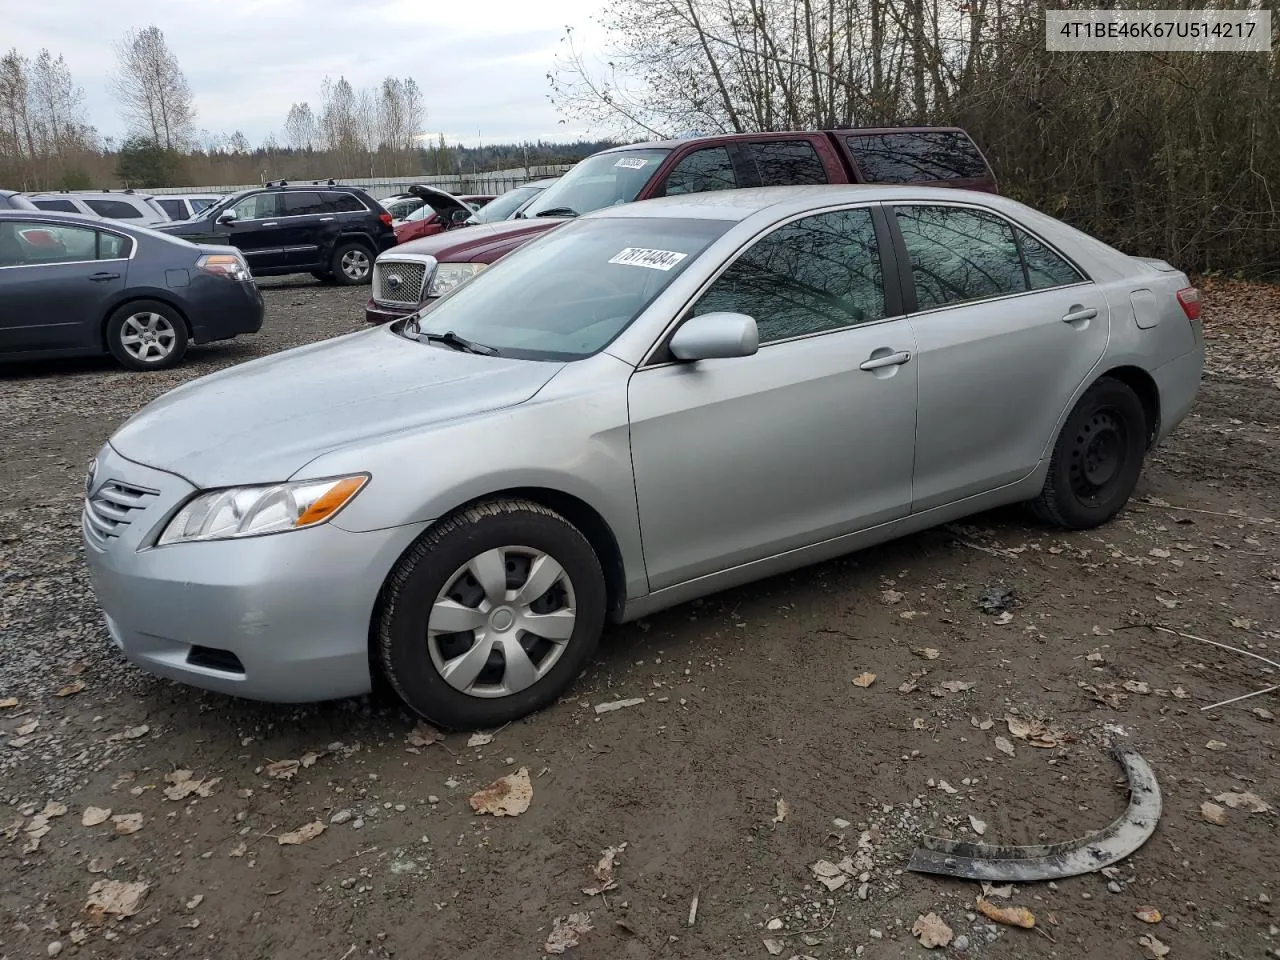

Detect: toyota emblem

[386,273,403,291]
[85,457,98,496]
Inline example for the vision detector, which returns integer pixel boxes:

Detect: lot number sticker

[614,157,649,169]
[608,247,688,271]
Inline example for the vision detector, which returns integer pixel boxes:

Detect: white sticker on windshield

[614,157,648,169]
[608,247,688,271]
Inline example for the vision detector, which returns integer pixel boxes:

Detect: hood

[407,184,475,222]
[392,217,563,264]
[109,327,565,488]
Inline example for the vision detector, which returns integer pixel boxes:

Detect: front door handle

[319,216,335,222]
[859,350,912,371]
[1062,306,1098,323]
[261,221,278,227]
[89,272,120,282]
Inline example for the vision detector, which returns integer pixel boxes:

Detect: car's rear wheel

[377,499,607,730]
[105,300,189,371]
[331,242,373,285]
[1031,377,1148,529]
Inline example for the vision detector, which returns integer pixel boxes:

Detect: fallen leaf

[112,813,143,835]
[163,771,200,800]
[771,799,789,824]
[911,912,954,949]
[881,589,904,605]
[915,647,941,660]
[1214,790,1272,813]
[994,736,1016,757]
[937,680,975,694]
[407,723,444,748]
[1149,548,1171,559]
[852,672,877,688]
[913,717,927,730]
[1134,906,1162,924]
[1155,596,1179,609]
[42,801,67,818]
[469,767,533,817]
[594,697,645,714]
[900,610,920,620]
[196,777,221,798]
[1139,934,1171,958]
[228,842,247,858]
[300,751,320,768]
[55,680,86,697]
[1124,680,1152,695]
[186,894,204,910]
[84,880,149,923]
[982,883,1013,899]
[1200,801,1227,825]
[545,912,593,954]
[0,698,17,708]
[1004,715,1068,748]
[467,732,494,748]
[969,815,987,835]
[810,859,850,890]
[994,611,1014,625]
[1086,652,1105,662]
[976,898,1036,928]
[937,780,959,795]
[582,842,626,895]
[264,760,301,781]
[899,679,919,694]
[1230,617,1256,630]
[81,807,111,827]
[1205,740,1228,752]
[15,719,38,736]
[278,821,326,845]
[763,938,785,956]
[1171,686,1190,700]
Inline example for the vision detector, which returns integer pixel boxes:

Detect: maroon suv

[366,127,996,323]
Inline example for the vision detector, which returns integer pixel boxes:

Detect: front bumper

[82,443,427,703]
[365,298,418,325]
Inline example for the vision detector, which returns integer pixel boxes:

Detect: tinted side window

[1018,228,1084,289]
[847,132,988,183]
[896,205,1025,309]
[156,198,187,218]
[230,193,283,220]
[84,198,144,219]
[692,208,885,344]
[0,221,100,265]
[322,192,366,213]
[98,232,132,259]
[749,140,829,186]
[33,198,79,213]
[662,147,737,196]
[282,192,326,215]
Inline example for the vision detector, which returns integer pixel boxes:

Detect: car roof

[0,208,145,230]
[579,184,1027,222]
[600,127,971,153]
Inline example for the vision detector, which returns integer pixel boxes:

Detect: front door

[889,203,1111,510]
[221,192,287,271]
[627,205,918,590]
[0,220,128,353]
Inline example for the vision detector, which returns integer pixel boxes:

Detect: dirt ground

[1,278,1277,960]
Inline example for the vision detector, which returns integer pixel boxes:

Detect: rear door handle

[319,216,335,222]
[1062,307,1098,323]
[261,221,278,227]
[89,272,120,282]
[859,350,912,371]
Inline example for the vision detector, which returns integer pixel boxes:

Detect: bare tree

[112,26,195,150]
[284,102,317,151]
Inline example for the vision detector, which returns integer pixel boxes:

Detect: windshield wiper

[416,330,498,356]
[534,206,579,218]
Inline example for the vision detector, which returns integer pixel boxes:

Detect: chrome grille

[372,260,427,305]
[84,480,158,546]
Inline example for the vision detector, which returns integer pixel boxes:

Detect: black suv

[156,180,396,285]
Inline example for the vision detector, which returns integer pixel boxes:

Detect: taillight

[1176,287,1201,321]
[379,212,393,227]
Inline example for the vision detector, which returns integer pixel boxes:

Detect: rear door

[738,135,845,185]
[839,130,996,192]
[0,220,129,353]
[888,202,1107,511]
[279,191,328,267]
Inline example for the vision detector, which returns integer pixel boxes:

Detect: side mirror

[669,312,759,362]
[216,212,237,225]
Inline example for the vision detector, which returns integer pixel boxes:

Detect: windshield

[401,216,730,361]
[473,185,539,224]
[519,149,670,219]
[198,193,243,219]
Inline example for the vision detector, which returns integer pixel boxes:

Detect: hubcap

[1068,409,1126,502]
[427,546,577,698]
[119,313,177,362]
[342,249,370,279]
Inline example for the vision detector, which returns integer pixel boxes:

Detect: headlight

[196,252,252,281]
[157,474,368,546]
[425,262,486,298]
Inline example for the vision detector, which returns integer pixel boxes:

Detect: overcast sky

[6,0,608,147]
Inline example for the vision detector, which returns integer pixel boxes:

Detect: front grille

[372,259,427,305]
[84,480,158,546]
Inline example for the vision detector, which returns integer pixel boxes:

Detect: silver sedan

[83,185,1204,729]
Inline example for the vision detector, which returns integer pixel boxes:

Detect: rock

[352,818,364,829]
[1109,881,1123,894]
[48,943,63,958]
[329,809,353,825]
[954,935,970,952]
[766,918,784,931]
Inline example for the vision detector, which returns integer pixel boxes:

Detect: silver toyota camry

[83,185,1204,729]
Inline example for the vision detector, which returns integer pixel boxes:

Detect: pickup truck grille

[83,480,158,547]
[372,260,427,305]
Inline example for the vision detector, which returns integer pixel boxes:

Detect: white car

[27,191,171,226]
[153,195,223,221]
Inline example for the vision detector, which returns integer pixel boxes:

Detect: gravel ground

[0,278,1277,960]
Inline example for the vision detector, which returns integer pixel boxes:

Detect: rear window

[845,132,989,183]
[748,140,829,186]
[321,192,366,213]
[282,192,327,215]
[84,198,144,219]
[33,198,78,213]
[156,198,187,218]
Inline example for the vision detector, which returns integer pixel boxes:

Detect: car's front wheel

[377,499,607,729]
[331,242,373,285]
[105,300,189,371]
[1032,377,1148,529]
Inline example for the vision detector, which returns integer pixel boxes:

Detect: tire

[378,499,607,730]
[1031,377,1148,529]
[330,242,373,285]
[105,300,189,371]
[311,270,334,283]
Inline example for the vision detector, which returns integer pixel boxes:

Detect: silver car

[83,185,1204,729]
